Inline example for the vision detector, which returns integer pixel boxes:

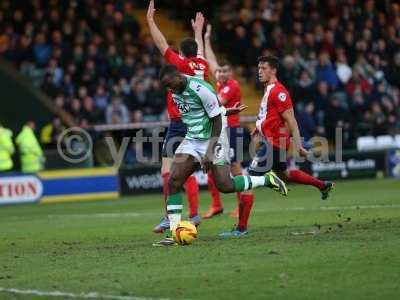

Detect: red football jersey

[164,47,209,120]
[256,81,293,149]
[216,79,241,128]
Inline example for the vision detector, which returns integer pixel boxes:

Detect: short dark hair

[180,38,198,58]
[219,60,232,69]
[159,64,179,81]
[257,55,279,70]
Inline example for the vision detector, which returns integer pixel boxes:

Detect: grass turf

[0,178,399,300]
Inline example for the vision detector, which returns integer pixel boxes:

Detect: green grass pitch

[0,178,399,300]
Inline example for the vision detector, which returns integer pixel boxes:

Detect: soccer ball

[172,221,198,245]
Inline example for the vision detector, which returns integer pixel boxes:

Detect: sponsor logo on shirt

[278,92,287,102]
[206,102,216,111]
[177,103,191,114]
[222,86,230,94]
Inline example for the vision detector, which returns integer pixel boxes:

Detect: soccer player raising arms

[220,55,335,237]
[153,65,288,246]
[147,0,206,233]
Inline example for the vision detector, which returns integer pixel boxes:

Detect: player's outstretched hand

[147,0,155,22]
[191,12,205,32]
[204,24,212,40]
[299,146,310,158]
[225,103,248,115]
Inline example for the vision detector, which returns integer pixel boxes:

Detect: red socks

[184,175,199,218]
[287,169,325,190]
[207,173,222,210]
[237,193,255,231]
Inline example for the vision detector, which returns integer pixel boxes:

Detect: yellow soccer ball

[172,221,198,245]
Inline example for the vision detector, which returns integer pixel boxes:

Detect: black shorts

[228,127,244,163]
[162,120,187,158]
[248,142,288,176]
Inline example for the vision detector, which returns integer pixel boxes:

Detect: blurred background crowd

[0,0,166,131]
[171,0,400,142]
[0,0,399,152]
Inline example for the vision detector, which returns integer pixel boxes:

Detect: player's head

[216,60,232,83]
[159,64,186,93]
[179,38,198,58]
[257,55,279,83]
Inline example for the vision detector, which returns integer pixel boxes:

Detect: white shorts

[175,128,230,165]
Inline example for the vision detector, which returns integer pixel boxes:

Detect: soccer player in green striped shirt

[153,65,288,246]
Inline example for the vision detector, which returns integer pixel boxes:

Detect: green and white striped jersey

[172,76,222,140]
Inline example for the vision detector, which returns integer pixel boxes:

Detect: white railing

[92,116,258,132]
[357,135,400,151]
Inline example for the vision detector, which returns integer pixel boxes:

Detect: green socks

[167,193,183,230]
[232,175,266,192]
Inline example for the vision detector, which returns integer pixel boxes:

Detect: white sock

[239,175,266,191]
[167,211,182,231]
[249,176,266,188]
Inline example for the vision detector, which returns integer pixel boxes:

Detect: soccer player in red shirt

[220,55,334,237]
[147,0,205,232]
[202,24,255,223]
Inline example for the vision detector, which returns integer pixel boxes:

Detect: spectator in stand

[297,102,317,146]
[82,96,103,124]
[94,86,109,111]
[293,70,315,104]
[324,96,349,140]
[335,50,352,86]
[106,96,130,125]
[315,52,339,90]
[146,80,166,115]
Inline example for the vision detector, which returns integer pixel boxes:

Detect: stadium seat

[356,136,377,151]
[376,135,396,149]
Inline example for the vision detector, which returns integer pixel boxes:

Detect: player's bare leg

[168,154,199,227]
[153,154,199,246]
[161,157,172,214]
[153,156,173,233]
[154,156,201,233]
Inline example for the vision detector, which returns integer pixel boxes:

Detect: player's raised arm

[146,0,169,55]
[204,24,220,77]
[191,12,205,57]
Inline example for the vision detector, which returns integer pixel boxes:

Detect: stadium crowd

[172,0,400,142]
[0,0,166,134]
[0,0,399,151]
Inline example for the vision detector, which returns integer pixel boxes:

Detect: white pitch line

[262,204,400,212]
[42,204,400,220]
[0,287,171,300]
[47,212,158,219]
